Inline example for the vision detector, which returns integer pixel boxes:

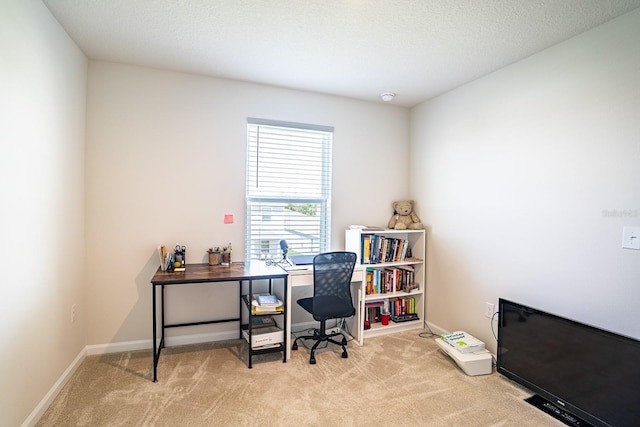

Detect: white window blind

[245,118,333,261]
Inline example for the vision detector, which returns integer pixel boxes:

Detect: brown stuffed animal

[388,200,424,230]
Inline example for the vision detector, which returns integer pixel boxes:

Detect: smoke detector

[380,92,396,102]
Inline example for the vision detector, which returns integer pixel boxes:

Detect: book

[397,265,416,292]
[366,268,374,294]
[251,293,282,308]
[251,299,283,314]
[441,331,485,354]
[392,313,419,322]
[251,316,276,329]
[249,342,282,350]
[242,326,284,348]
[255,293,280,306]
[364,300,385,307]
[362,234,372,264]
[157,245,167,271]
[349,225,385,231]
[251,306,283,315]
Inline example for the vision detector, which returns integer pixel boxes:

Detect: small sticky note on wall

[224,214,234,224]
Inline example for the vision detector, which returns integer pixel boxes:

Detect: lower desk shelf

[241,293,287,368]
[242,325,284,349]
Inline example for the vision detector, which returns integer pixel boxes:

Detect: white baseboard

[425,320,448,336]
[85,330,241,355]
[21,347,87,427]
[163,330,240,348]
[291,321,319,334]
[85,338,151,356]
[291,320,347,335]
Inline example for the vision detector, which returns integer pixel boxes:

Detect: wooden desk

[150,262,288,381]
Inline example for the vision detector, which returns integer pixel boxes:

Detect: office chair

[291,251,357,364]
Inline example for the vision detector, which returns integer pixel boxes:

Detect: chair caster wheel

[342,351,348,358]
[310,357,316,364]
[292,342,298,350]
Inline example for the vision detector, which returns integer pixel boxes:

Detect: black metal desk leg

[248,279,253,369]
[283,276,287,363]
[161,285,165,349]
[152,284,157,382]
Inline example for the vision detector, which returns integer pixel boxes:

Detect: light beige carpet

[37,330,562,426]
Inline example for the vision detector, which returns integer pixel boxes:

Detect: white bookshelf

[345,228,426,344]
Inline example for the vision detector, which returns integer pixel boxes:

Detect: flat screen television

[497,298,640,427]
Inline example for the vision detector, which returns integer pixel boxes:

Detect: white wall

[411,9,640,351]
[0,1,87,425]
[85,62,410,346]
[13,3,640,423]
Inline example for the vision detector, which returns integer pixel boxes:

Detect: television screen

[497,298,640,427]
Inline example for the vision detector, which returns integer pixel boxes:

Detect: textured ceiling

[43,0,640,107]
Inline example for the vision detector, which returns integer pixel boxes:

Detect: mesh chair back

[312,252,357,313]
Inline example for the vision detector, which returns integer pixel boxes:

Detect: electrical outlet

[71,304,77,323]
[327,326,341,335]
[622,226,640,250]
[485,302,494,319]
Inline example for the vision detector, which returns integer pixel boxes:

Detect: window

[245,118,333,261]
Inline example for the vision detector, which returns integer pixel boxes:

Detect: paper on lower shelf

[242,326,284,348]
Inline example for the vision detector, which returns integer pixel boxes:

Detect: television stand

[525,394,594,427]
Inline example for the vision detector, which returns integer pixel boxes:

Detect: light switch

[622,226,640,250]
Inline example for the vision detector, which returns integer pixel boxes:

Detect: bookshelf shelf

[363,287,423,301]
[345,228,426,343]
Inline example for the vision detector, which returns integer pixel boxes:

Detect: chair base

[292,329,348,364]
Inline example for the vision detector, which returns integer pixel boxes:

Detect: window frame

[245,118,333,262]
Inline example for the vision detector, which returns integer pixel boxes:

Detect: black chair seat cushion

[298,295,355,321]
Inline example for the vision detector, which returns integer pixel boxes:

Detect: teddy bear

[387,200,424,230]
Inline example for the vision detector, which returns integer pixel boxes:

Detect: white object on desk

[282,265,310,271]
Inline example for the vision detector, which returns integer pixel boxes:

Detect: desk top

[284,264,365,274]
[151,262,288,285]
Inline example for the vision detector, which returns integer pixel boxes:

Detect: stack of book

[365,265,416,294]
[251,293,283,315]
[440,331,485,353]
[251,316,276,329]
[389,296,419,322]
[360,234,411,264]
[364,297,420,325]
[364,300,385,324]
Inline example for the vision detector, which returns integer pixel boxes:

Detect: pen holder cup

[174,250,185,268]
[208,252,221,266]
[221,252,231,266]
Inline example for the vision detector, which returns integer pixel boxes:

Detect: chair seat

[298,295,355,321]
